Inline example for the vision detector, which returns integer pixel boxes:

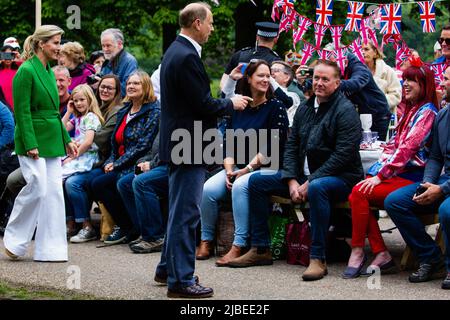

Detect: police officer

[220,22,281,90]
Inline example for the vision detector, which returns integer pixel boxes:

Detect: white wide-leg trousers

[3,156,68,261]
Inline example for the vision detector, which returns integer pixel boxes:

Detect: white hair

[52,65,71,78]
[101,28,124,45]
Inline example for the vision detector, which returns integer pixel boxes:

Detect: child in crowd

[61,84,104,178]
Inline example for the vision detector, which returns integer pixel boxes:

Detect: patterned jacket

[105,100,160,177]
[368,102,438,180]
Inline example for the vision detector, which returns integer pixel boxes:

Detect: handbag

[285,220,311,266]
[268,213,289,260]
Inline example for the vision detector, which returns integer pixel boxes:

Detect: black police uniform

[224,46,281,75]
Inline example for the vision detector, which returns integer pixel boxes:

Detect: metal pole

[36,0,41,28]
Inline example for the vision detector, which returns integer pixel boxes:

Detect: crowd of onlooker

[0,21,450,291]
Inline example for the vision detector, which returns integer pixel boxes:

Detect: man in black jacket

[232,60,363,281]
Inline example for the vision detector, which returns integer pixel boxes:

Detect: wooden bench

[270,195,445,270]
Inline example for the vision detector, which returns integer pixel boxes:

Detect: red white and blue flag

[349,38,364,63]
[300,42,316,65]
[395,41,410,69]
[293,16,313,46]
[317,49,334,60]
[334,48,348,76]
[314,24,328,48]
[316,0,334,26]
[418,1,436,33]
[380,4,402,35]
[430,63,446,87]
[279,10,296,33]
[344,1,364,32]
[272,0,294,21]
[330,26,343,52]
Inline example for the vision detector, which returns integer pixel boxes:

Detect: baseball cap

[3,37,20,50]
[255,22,279,38]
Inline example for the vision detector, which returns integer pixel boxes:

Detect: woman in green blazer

[3,25,77,262]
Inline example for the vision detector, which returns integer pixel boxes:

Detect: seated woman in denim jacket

[343,63,439,279]
[91,70,160,245]
[196,60,289,266]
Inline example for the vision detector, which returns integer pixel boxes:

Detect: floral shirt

[62,112,101,178]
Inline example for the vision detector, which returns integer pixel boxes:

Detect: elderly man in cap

[220,22,281,90]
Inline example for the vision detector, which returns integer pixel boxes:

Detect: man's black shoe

[167,283,213,298]
[154,274,199,286]
[408,259,446,283]
[441,273,450,290]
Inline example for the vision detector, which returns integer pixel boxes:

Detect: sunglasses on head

[438,38,450,45]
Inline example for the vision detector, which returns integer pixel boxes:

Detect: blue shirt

[100,50,138,97]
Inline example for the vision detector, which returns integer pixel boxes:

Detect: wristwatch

[246,164,254,173]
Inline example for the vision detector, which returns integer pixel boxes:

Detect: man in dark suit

[154,2,250,298]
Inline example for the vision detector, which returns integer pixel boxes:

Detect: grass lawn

[0,280,98,300]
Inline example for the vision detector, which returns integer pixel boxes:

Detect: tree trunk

[233,0,269,50]
[162,23,178,53]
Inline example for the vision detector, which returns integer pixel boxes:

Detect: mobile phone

[240,63,248,75]
[415,185,427,197]
[229,175,236,184]
[300,67,314,77]
[0,52,15,60]
[135,165,143,175]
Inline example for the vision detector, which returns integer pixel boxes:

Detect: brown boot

[302,259,328,281]
[215,245,245,267]
[227,247,273,268]
[196,240,214,260]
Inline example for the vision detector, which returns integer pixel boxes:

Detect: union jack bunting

[314,24,328,49]
[360,18,376,45]
[349,38,364,63]
[344,1,364,32]
[418,1,436,33]
[293,16,313,46]
[381,34,402,50]
[380,4,402,35]
[330,26,343,52]
[395,41,410,69]
[334,48,348,76]
[317,49,334,60]
[316,0,334,26]
[271,0,293,21]
[430,63,446,87]
[279,10,297,33]
[300,42,316,65]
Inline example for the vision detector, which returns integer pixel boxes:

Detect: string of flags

[271,0,446,84]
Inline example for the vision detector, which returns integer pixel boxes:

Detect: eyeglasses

[99,85,115,92]
[438,38,450,45]
[271,68,283,73]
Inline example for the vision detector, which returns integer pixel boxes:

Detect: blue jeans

[384,175,450,270]
[64,168,103,223]
[117,165,168,242]
[200,169,265,247]
[307,176,352,260]
[248,171,291,247]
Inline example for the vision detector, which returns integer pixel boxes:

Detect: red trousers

[349,176,414,254]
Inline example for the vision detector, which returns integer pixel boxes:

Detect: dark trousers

[156,165,206,290]
[372,114,390,142]
[91,171,133,232]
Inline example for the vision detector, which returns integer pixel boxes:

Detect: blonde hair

[364,41,385,60]
[22,25,64,61]
[60,41,86,65]
[123,70,157,106]
[70,84,105,124]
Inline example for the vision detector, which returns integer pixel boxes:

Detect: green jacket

[13,55,71,157]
